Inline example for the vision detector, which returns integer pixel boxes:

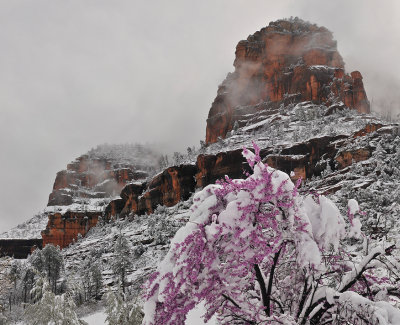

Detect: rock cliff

[206,18,370,144]
[101,20,391,223]
[105,121,395,220]
[2,19,392,256]
[40,144,160,249]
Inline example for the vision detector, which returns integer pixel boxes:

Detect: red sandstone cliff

[37,19,388,252]
[206,18,370,144]
[41,145,157,249]
[103,121,393,220]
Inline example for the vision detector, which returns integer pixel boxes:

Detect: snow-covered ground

[81,310,107,324]
[81,303,216,325]
[0,212,48,239]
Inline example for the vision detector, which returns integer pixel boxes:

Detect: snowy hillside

[0,212,48,239]
[58,101,400,323]
[62,197,193,296]
[203,102,391,157]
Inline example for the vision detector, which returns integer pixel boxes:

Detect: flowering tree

[143,144,400,324]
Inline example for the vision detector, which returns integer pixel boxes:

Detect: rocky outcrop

[336,148,372,170]
[104,199,126,219]
[105,165,197,218]
[48,155,148,206]
[263,135,346,178]
[195,149,250,188]
[41,147,154,249]
[206,18,370,144]
[105,121,386,220]
[41,211,101,249]
[353,123,383,138]
[138,165,197,213]
[42,120,388,250]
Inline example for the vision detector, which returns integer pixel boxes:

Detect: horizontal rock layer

[41,124,388,250]
[104,123,387,221]
[49,154,148,206]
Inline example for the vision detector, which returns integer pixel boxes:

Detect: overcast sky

[1,0,399,232]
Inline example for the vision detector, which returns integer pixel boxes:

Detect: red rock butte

[28,18,378,253]
[41,153,149,249]
[206,18,370,144]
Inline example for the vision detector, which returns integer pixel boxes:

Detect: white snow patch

[186,302,217,325]
[82,310,107,324]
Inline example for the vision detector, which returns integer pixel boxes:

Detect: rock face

[48,155,146,206]
[0,239,42,259]
[94,17,385,228]
[40,144,159,249]
[105,122,389,220]
[41,211,101,249]
[195,149,250,188]
[206,18,370,144]
[34,19,386,252]
[104,165,197,218]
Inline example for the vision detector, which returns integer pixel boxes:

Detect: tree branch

[307,245,396,324]
[254,246,282,317]
[339,248,385,293]
[296,275,310,320]
[266,247,282,316]
[254,263,269,316]
[222,293,240,309]
[270,297,285,313]
[362,275,373,301]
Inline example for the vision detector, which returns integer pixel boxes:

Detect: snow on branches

[143,143,400,325]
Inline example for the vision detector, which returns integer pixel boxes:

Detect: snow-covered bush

[30,244,63,294]
[143,143,400,324]
[24,277,86,325]
[105,290,143,325]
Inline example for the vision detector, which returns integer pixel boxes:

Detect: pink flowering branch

[142,143,400,325]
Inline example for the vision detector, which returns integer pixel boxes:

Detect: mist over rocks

[0,144,161,251]
[206,18,370,144]
[0,18,386,254]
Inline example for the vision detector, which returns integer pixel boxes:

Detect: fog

[0,0,399,231]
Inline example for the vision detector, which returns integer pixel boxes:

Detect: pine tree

[90,262,103,300]
[30,244,63,294]
[24,277,87,325]
[21,268,35,303]
[111,233,132,294]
